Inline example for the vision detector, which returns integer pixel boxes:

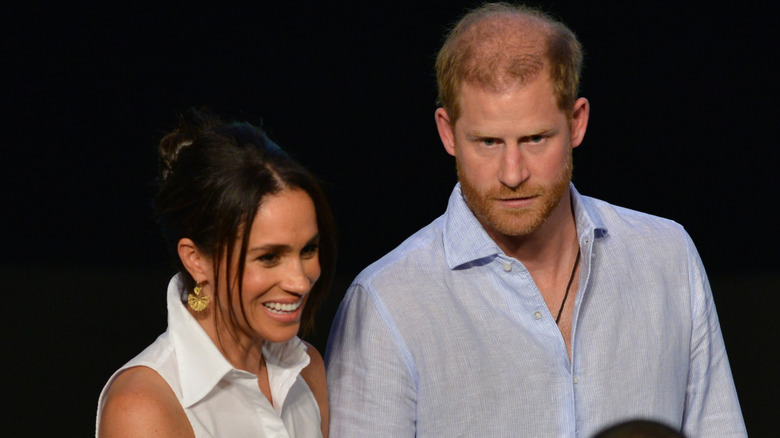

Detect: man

[325,3,745,437]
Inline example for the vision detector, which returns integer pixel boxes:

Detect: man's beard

[458,153,572,239]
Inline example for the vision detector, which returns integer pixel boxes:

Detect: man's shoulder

[581,194,687,237]
[354,215,448,287]
[578,194,699,269]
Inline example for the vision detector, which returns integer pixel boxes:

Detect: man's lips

[498,195,534,200]
[495,195,537,207]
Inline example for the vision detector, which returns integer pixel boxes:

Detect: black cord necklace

[555,248,581,324]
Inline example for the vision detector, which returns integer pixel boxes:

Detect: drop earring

[188,282,210,311]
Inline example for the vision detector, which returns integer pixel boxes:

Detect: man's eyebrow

[466,132,495,139]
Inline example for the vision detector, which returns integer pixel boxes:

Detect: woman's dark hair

[153,108,336,337]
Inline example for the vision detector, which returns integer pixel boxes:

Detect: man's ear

[570,97,590,149]
[435,108,457,156]
[177,238,211,283]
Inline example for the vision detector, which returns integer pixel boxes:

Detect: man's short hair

[435,2,583,123]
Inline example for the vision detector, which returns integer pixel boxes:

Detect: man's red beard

[457,152,572,239]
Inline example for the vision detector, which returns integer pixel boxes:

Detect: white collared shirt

[97,275,321,438]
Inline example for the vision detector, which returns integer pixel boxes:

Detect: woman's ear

[177,238,211,283]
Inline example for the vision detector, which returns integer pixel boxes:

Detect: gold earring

[188,282,210,311]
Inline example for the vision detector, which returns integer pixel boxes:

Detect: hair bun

[158,132,194,180]
[158,108,218,180]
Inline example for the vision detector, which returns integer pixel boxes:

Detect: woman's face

[216,188,321,343]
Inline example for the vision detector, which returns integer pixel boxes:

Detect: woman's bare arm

[98,366,193,438]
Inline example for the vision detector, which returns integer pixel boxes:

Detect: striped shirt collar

[443,183,607,269]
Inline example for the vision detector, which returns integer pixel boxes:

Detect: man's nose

[497,145,527,188]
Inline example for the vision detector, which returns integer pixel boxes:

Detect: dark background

[4,1,778,435]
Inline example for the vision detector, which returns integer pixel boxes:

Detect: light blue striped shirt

[326,184,745,438]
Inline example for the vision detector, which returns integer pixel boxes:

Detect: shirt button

[573,376,579,384]
[533,311,542,320]
[503,262,512,272]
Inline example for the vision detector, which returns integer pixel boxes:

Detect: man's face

[435,74,589,245]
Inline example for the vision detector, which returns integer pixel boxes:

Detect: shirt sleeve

[682,234,747,437]
[325,282,417,437]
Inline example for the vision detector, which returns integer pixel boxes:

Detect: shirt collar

[166,274,310,410]
[167,275,232,408]
[443,183,504,269]
[569,184,609,241]
[442,183,608,269]
[264,337,310,415]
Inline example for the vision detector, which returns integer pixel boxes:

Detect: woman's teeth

[263,301,302,314]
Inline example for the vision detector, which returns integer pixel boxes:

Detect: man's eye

[529,135,544,143]
[481,138,496,146]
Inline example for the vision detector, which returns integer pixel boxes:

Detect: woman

[96,109,336,437]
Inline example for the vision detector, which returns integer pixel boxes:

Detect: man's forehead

[458,70,552,101]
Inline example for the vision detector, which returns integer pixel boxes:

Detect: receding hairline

[458,11,555,89]
[437,4,582,122]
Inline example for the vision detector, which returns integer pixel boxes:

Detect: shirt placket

[232,371,291,438]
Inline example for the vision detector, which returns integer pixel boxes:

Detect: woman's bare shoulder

[300,342,327,393]
[300,342,329,438]
[98,366,193,438]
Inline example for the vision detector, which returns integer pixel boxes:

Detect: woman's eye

[257,253,280,265]
[302,244,319,258]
